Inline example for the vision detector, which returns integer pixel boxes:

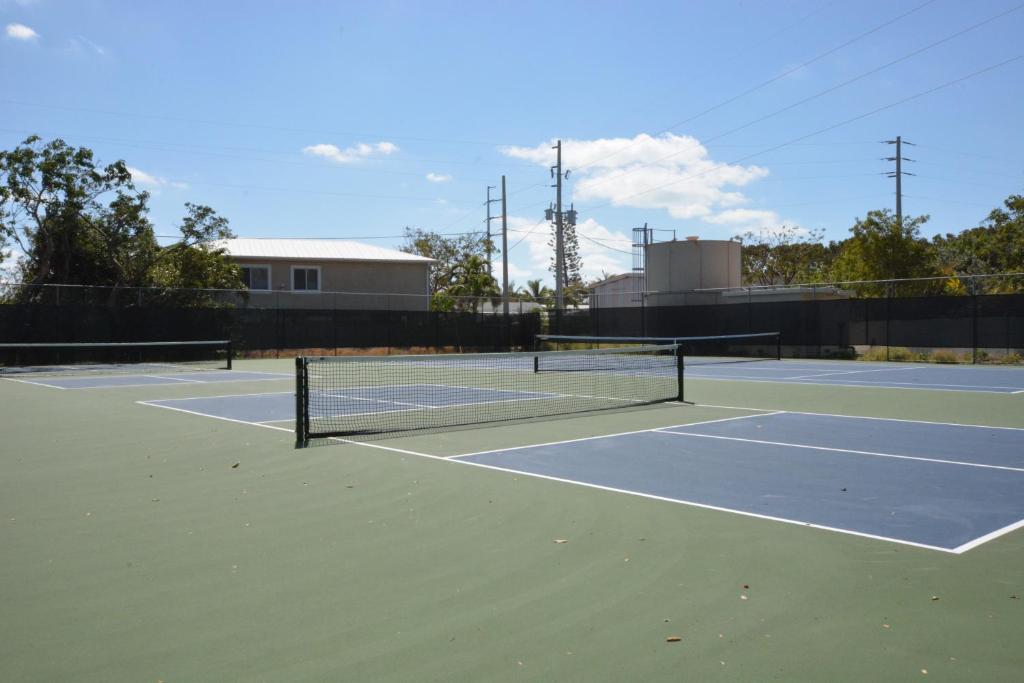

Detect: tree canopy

[400,227,499,311]
[0,136,242,303]
[737,194,1024,296]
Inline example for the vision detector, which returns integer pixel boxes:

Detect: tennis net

[0,340,233,375]
[295,344,682,442]
[536,332,781,366]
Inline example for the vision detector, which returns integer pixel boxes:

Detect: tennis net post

[295,356,309,447]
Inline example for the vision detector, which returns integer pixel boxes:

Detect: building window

[240,265,271,291]
[291,266,321,292]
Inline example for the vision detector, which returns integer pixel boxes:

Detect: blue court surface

[685,359,1024,393]
[4,370,289,389]
[139,383,554,425]
[401,355,1024,393]
[454,412,1024,553]
[138,378,1024,552]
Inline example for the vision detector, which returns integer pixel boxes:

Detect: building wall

[231,258,431,310]
[644,239,741,292]
[590,274,644,308]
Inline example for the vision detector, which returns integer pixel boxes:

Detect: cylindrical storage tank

[644,237,741,292]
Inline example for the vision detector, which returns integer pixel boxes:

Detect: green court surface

[1,358,1022,682]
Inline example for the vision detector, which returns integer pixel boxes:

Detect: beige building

[217,238,435,310]
[589,272,645,308]
[644,237,742,293]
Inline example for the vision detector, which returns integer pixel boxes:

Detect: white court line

[784,366,925,380]
[953,518,1024,553]
[134,398,1013,554]
[696,403,1024,431]
[142,374,202,383]
[653,429,1024,473]
[685,374,1018,393]
[449,412,781,460]
[442,457,960,554]
[137,400,295,434]
[321,391,436,409]
[1,376,69,390]
[13,374,291,391]
[143,389,292,401]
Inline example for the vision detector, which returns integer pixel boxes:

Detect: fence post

[972,292,978,364]
[885,281,891,362]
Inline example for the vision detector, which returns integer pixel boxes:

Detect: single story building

[216,238,435,310]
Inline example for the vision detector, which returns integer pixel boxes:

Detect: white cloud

[302,141,399,164]
[5,23,39,40]
[501,133,769,221]
[703,208,780,226]
[127,166,187,190]
[425,172,452,183]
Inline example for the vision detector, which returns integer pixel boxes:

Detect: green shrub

[1001,352,1023,365]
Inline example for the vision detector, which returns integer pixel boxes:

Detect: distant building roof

[589,272,642,288]
[214,238,435,264]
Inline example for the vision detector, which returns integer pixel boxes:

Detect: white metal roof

[214,238,435,264]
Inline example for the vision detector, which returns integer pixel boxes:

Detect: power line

[569,0,941,174]
[578,55,1023,212]
[576,3,1023,197]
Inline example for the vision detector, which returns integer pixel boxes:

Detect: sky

[2,0,1023,287]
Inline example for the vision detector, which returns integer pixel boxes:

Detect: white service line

[695,403,1024,431]
[685,374,1016,393]
[142,374,203,383]
[784,366,925,380]
[0,376,69,390]
[952,518,1024,553]
[441,457,960,554]
[137,400,294,433]
[144,389,292,401]
[653,429,1024,473]
[449,411,781,459]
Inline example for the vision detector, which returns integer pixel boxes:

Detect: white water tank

[644,237,741,292]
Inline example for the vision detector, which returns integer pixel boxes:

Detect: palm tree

[446,254,500,312]
[524,278,553,304]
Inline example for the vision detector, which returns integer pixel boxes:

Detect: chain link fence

[2,274,1022,361]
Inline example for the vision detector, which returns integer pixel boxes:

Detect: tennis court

[2,339,1023,681]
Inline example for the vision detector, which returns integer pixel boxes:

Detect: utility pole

[884,136,915,227]
[554,141,564,310]
[501,175,509,319]
[544,140,571,311]
[485,185,501,277]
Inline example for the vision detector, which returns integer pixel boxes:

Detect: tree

[147,204,243,305]
[400,227,498,309]
[932,193,1024,293]
[548,217,584,304]
[829,209,940,295]
[0,136,242,302]
[0,136,145,289]
[736,226,837,286]
[523,278,553,304]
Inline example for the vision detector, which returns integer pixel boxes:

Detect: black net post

[226,340,233,370]
[676,346,685,403]
[295,357,308,447]
[972,293,978,364]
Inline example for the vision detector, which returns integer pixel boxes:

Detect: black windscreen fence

[1,293,1021,359]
